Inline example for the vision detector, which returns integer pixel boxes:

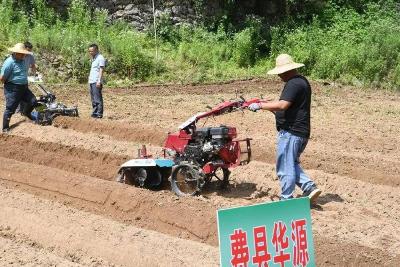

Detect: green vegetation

[0,0,399,89]
[276,1,400,89]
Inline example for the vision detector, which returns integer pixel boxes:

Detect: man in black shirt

[249,54,321,203]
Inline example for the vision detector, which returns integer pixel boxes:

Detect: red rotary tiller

[117,97,264,196]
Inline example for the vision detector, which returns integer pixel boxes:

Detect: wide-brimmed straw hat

[267,54,304,75]
[8,43,32,55]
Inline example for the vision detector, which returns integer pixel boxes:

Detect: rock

[125,4,134,10]
[113,10,125,18]
[51,61,61,68]
[125,7,139,15]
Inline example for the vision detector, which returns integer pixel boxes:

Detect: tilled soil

[0,79,399,266]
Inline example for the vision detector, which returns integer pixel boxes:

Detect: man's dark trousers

[89,83,103,118]
[3,83,36,129]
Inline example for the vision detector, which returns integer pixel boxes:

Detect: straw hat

[8,43,32,55]
[267,54,304,75]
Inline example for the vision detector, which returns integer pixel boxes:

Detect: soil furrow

[0,183,219,267]
[0,157,218,245]
[1,156,399,266]
[0,134,127,180]
[53,116,166,145]
[50,116,400,187]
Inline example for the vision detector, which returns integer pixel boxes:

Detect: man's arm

[259,100,292,111]
[96,66,104,88]
[0,60,12,83]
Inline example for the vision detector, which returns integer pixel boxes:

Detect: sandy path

[0,182,219,267]
[0,157,218,245]
[0,234,85,267]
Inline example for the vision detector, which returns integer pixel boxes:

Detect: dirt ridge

[0,156,218,245]
[0,183,219,267]
[0,134,127,180]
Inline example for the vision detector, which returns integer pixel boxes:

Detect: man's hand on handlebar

[248,102,262,112]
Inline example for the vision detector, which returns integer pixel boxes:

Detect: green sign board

[217,197,315,267]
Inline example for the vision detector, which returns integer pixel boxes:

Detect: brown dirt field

[0,79,399,266]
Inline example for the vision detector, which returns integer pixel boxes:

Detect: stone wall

[109,1,197,30]
[48,0,198,30]
[47,0,285,30]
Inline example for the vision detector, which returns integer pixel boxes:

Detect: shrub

[0,0,398,89]
[271,1,400,89]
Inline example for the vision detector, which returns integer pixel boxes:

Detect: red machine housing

[163,97,260,175]
[164,130,191,154]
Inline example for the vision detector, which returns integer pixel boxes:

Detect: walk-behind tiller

[116,97,264,196]
[23,78,79,125]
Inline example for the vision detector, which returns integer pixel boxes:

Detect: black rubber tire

[170,164,201,197]
[66,108,79,117]
[143,167,163,188]
[216,168,231,189]
[116,167,167,189]
[115,169,134,185]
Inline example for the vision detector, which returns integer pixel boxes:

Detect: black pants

[3,83,37,129]
[16,101,27,114]
[89,83,103,117]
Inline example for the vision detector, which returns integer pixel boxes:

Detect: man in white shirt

[88,43,106,119]
[24,41,37,75]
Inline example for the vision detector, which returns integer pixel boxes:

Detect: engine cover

[210,126,237,140]
[194,127,211,140]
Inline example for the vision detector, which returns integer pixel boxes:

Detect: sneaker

[304,186,322,204]
[2,128,10,134]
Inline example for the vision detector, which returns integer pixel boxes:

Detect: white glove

[28,73,43,83]
[248,103,262,112]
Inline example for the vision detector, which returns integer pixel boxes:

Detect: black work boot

[3,115,11,133]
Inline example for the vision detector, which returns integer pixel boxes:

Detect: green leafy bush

[0,0,398,89]
[272,1,400,89]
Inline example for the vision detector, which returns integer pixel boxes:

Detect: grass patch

[0,0,398,90]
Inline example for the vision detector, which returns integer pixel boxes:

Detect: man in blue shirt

[0,43,37,133]
[88,43,106,119]
[17,41,38,115]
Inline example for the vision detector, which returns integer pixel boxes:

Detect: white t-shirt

[89,53,106,84]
